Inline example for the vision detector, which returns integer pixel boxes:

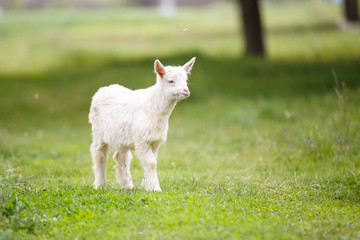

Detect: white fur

[89,57,196,191]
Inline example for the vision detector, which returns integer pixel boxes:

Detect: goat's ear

[154,59,166,78]
[183,57,196,74]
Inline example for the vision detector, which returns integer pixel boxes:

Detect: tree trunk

[237,0,265,57]
[344,0,359,23]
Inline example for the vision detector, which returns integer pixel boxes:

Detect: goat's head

[154,57,196,101]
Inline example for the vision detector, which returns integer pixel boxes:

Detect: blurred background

[0,0,359,73]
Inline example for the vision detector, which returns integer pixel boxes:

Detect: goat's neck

[149,83,177,118]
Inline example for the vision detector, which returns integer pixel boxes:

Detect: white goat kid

[89,57,196,191]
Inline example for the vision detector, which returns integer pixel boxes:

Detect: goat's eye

[168,80,175,84]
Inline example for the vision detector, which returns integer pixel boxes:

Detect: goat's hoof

[145,186,162,192]
[149,189,162,192]
[93,181,107,189]
[117,178,134,189]
[121,183,134,189]
[142,178,162,192]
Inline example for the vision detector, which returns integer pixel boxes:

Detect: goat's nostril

[181,88,190,97]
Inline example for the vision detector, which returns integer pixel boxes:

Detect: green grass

[1,1,360,239]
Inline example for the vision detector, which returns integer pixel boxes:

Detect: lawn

[1,1,360,239]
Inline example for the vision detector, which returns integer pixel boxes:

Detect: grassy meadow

[1,1,360,239]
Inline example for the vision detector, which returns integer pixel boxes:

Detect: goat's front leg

[113,150,134,189]
[135,144,162,192]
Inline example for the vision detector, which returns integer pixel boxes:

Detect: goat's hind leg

[113,150,134,189]
[90,141,109,189]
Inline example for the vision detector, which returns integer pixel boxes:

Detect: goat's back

[89,84,133,125]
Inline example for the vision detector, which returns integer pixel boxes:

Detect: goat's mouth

[179,92,190,99]
[175,91,190,100]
